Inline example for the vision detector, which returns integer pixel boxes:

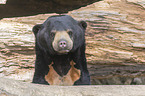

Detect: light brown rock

[1,78,145,96]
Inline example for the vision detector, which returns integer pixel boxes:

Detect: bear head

[33,15,87,55]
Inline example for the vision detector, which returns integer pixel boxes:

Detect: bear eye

[50,32,55,37]
[68,31,73,36]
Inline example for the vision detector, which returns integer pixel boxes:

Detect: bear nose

[59,41,67,48]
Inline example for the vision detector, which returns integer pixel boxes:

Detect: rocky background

[0,0,145,87]
[0,0,101,18]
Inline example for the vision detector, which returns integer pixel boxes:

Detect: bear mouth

[57,50,70,54]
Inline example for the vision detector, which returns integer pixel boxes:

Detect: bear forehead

[50,21,71,31]
[48,15,75,21]
[44,15,78,26]
[42,16,78,31]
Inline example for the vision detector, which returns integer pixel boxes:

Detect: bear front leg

[74,57,91,85]
[32,45,50,85]
[73,44,91,85]
[32,60,49,85]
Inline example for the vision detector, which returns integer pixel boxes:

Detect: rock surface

[0,78,145,96]
[0,0,102,18]
[0,0,145,85]
[69,0,145,84]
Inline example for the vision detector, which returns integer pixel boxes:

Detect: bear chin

[58,50,70,54]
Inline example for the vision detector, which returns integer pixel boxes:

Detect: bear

[32,15,90,85]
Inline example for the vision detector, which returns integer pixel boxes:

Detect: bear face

[33,15,87,55]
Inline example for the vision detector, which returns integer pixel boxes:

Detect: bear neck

[51,54,72,77]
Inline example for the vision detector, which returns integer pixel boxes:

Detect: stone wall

[0,78,145,96]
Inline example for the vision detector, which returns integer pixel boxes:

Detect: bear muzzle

[52,31,73,54]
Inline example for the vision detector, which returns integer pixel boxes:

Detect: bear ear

[32,24,42,35]
[79,21,87,30]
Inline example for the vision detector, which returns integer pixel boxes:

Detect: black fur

[32,15,90,85]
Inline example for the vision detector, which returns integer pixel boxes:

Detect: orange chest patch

[45,61,81,86]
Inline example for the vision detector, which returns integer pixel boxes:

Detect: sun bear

[32,15,90,85]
